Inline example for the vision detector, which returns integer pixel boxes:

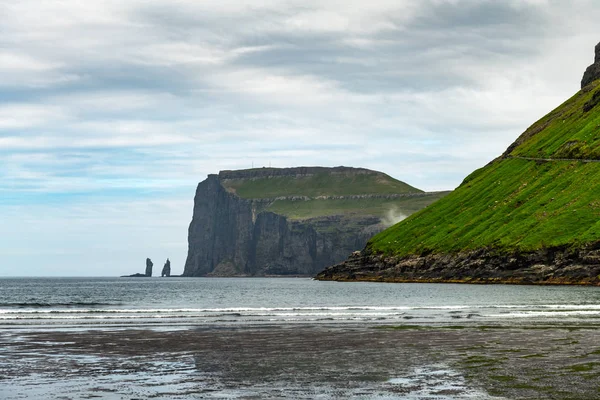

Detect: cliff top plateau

[218,166,422,198]
[213,166,446,221]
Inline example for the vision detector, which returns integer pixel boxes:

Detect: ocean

[2,277,600,328]
[2,277,600,399]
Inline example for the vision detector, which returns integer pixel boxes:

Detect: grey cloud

[2,0,600,275]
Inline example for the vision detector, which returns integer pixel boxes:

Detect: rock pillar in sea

[145,258,153,277]
[581,41,600,88]
[161,259,171,277]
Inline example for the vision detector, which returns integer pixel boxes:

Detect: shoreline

[316,244,600,286]
[317,276,600,286]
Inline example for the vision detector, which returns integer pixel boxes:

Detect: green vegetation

[219,167,449,221]
[265,193,449,220]
[510,86,600,159]
[222,170,421,198]
[567,362,600,372]
[369,81,600,256]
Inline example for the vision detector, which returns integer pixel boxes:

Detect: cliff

[183,167,448,276]
[316,42,600,285]
[581,42,600,88]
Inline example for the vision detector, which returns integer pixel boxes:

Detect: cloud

[0,104,69,129]
[2,0,600,275]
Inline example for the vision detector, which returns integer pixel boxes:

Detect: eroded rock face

[315,242,600,285]
[182,173,384,277]
[183,175,254,276]
[581,42,600,88]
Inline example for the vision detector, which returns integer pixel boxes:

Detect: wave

[0,301,121,308]
[3,304,600,328]
[3,304,600,314]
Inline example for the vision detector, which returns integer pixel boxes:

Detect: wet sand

[2,323,600,399]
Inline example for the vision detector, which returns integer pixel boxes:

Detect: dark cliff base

[315,241,600,286]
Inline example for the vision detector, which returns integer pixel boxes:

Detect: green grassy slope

[266,192,450,220]
[222,170,422,198]
[369,81,600,256]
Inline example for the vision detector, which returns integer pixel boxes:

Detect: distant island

[316,42,600,286]
[183,166,449,277]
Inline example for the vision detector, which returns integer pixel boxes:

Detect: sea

[2,277,600,399]
[2,277,600,329]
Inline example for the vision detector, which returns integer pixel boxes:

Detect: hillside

[219,167,444,221]
[316,43,600,285]
[183,167,448,277]
[220,166,422,198]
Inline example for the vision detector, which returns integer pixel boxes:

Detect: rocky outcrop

[182,170,390,277]
[161,259,171,277]
[315,242,600,285]
[145,258,153,277]
[581,41,600,88]
[121,258,154,277]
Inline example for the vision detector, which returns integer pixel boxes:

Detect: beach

[2,323,600,399]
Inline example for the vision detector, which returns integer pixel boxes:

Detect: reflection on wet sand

[2,324,600,399]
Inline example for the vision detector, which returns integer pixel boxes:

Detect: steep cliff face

[581,42,600,88]
[183,167,447,276]
[250,212,381,276]
[184,174,254,276]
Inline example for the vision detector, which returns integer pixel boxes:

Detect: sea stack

[145,258,153,277]
[161,259,171,277]
[581,41,600,88]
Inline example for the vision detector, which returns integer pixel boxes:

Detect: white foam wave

[3,303,600,315]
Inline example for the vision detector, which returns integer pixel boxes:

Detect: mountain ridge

[316,42,600,285]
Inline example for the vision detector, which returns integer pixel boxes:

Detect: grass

[509,82,600,159]
[368,80,600,257]
[567,362,600,372]
[222,170,422,198]
[265,192,449,220]
[218,166,449,220]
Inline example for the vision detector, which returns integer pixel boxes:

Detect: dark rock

[162,259,171,277]
[121,258,154,277]
[315,242,600,286]
[121,273,148,278]
[581,42,600,88]
[583,89,600,112]
[145,258,153,277]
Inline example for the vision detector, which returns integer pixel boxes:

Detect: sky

[1,0,599,276]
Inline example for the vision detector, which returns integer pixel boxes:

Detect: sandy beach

[2,323,600,399]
